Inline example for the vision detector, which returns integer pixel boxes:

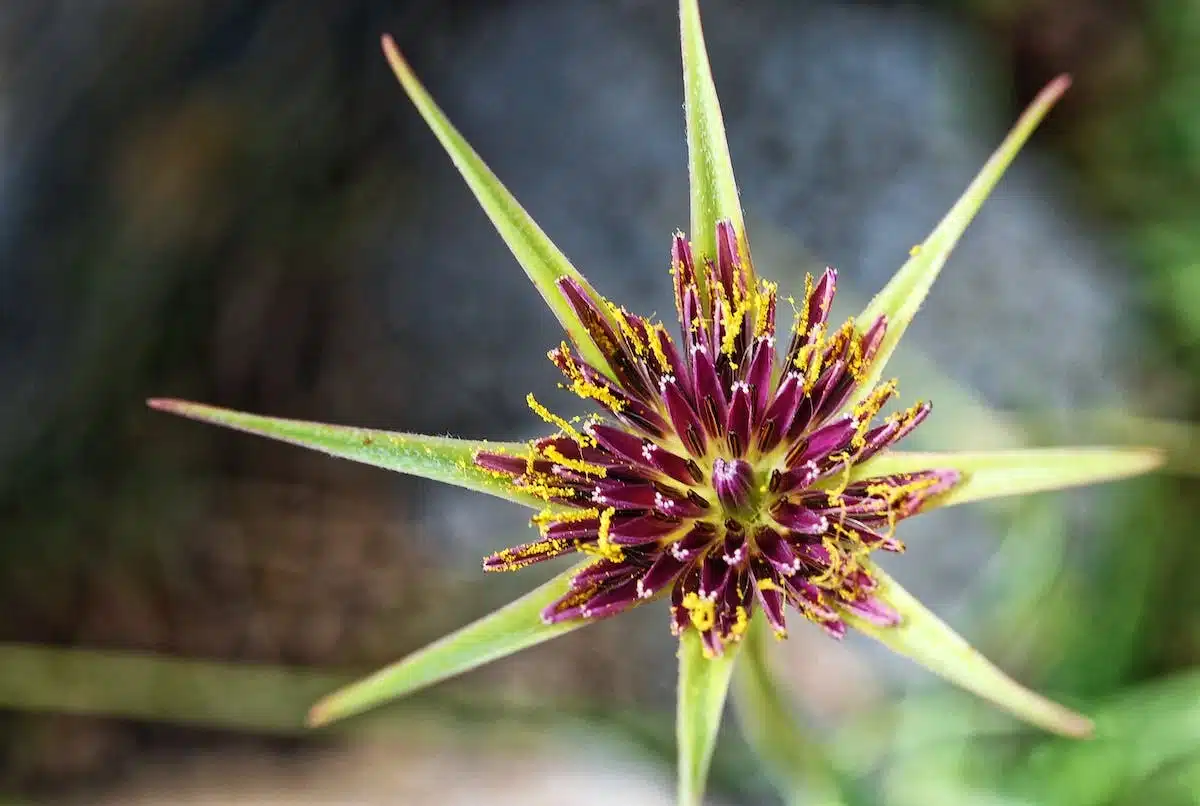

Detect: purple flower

[476,227,959,657]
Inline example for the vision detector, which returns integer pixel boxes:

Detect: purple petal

[572,558,641,587]
[795,541,832,566]
[842,594,901,626]
[805,268,838,335]
[637,552,688,599]
[483,537,577,571]
[577,578,643,620]
[591,480,658,510]
[771,500,830,534]
[700,552,733,600]
[654,487,710,519]
[712,457,754,513]
[641,441,702,485]
[752,577,788,636]
[587,423,649,466]
[857,402,932,462]
[671,233,696,322]
[690,344,729,437]
[474,451,528,477]
[787,577,839,623]
[769,462,821,498]
[743,336,775,416]
[608,512,684,545]
[790,414,856,467]
[721,526,748,566]
[726,382,753,457]
[660,374,707,457]
[817,618,848,639]
[714,220,746,302]
[668,523,718,562]
[545,517,601,541]
[757,372,804,453]
[754,527,802,576]
[851,521,905,552]
[680,284,708,369]
[858,315,887,366]
[556,277,647,398]
[654,325,690,387]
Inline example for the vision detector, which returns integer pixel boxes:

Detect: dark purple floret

[476,220,959,657]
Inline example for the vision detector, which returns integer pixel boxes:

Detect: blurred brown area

[0,0,517,792]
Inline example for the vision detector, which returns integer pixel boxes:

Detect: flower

[147,1,1164,802]
[475,225,959,658]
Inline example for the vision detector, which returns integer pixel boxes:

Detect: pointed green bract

[680,0,750,302]
[381,36,614,377]
[843,567,1093,738]
[308,562,592,726]
[733,613,850,806]
[147,399,545,509]
[848,446,1163,510]
[848,76,1071,409]
[676,629,739,806]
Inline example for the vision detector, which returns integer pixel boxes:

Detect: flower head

[476,222,959,657]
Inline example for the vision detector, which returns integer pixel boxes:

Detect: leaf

[309,562,591,726]
[676,630,740,806]
[849,446,1163,509]
[0,643,337,733]
[680,0,751,298]
[844,568,1093,738]
[1024,671,1200,806]
[733,613,852,806]
[147,399,545,509]
[848,76,1071,408]
[380,35,614,376]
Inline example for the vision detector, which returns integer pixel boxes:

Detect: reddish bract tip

[146,398,183,413]
[1036,74,1072,109]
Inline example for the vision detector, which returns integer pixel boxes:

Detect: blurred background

[0,0,1198,804]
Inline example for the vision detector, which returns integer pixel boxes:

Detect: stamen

[527,393,591,446]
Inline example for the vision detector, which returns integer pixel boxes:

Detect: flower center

[710,457,757,521]
[475,225,961,658]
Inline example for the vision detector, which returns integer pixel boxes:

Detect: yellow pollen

[729,605,750,638]
[753,280,777,337]
[486,537,571,572]
[756,579,783,593]
[846,332,866,380]
[541,445,608,478]
[527,393,592,446]
[824,451,854,502]
[536,506,599,525]
[574,380,624,411]
[532,505,600,535]
[909,244,922,256]
[850,379,899,450]
[521,480,577,502]
[579,507,624,563]
[886,400,927,430]
[794,273,814,341]
[681,591,716,632]
[720,296,751,357]
[825,318,857,363]
[606,300,647,357]
[648,324,672,372]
